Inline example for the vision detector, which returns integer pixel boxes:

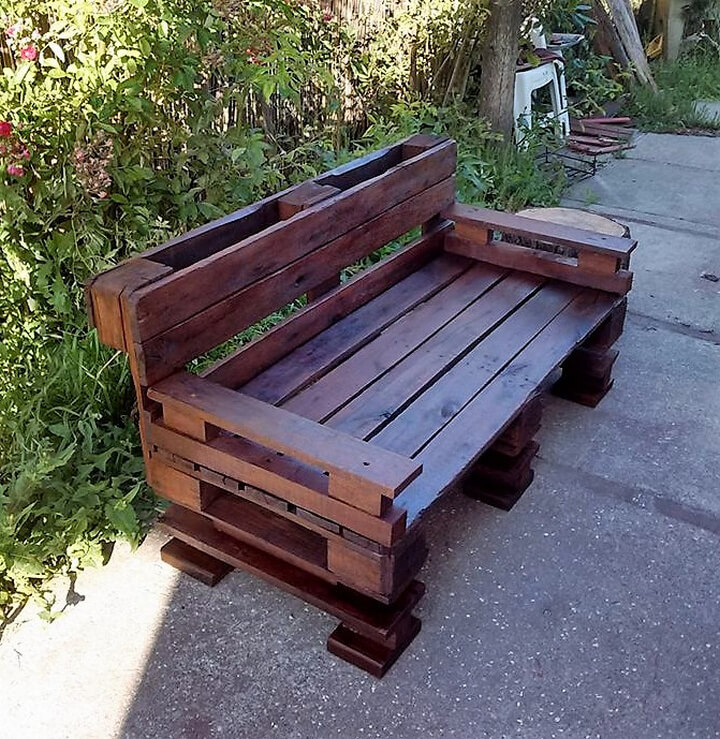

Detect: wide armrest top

[443,203,637,258]
[148,372,422,500]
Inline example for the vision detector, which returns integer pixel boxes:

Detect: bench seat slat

[395,288,618,525]
[239,252,471,403]
[202,223,454,390]
[281,263,510,422]
[368,280,583,456]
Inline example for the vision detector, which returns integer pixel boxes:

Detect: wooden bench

[86,134,637,677]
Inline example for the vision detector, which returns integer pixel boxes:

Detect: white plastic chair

[514,20,570,144]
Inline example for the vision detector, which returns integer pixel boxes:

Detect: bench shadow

[117,488,502,739]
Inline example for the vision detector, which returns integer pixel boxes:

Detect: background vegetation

[1,0,717,626]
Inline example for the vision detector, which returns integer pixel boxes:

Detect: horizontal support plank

[133,177,456,385]
[151,422,406,546]
[127,140,457,344]
[443,203,637,259]
[202,223,454,390]
[136,134,441,271]
[445,234,633,295]
[160,504,424,632]
[147,372,422,502]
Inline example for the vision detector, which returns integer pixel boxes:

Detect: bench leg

[327,611,422,679]
[552,298,626,408]
[464,440,539,511]
[160,537,233,586]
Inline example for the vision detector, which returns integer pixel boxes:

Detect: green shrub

[624,54,720,131]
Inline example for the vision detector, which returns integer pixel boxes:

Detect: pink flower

[322,11,332,22]
[21,148,30,160]
[0,120,11,137]
[20,45,37,61]
[5,23,20,38]
[7,163,25,176]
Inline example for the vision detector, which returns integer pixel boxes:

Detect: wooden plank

[397,290,619,524]
[137,136,431,270]
[282,263,509,422]
[134,177,456,386]
[239,250,467,403]
[204,492,332,581]
[126,140,457,344]
[150,422,407,546]
[146,456,218,511]
[202,224,456,390]
[85,259,172,351]
[322,273,546,440]
[160,504,425,635]
[446,235,633,295]
[370,281,581,456]
[160,538,232,586]
[327,616,421,678]
[148,372,422,502]
[277,182,341,220]
[443,203,637,258]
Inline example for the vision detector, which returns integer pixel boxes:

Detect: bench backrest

[87,134,457,387]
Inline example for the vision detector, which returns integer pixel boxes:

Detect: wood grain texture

[148,372,421,503]
[396,289,619,524]
[160,504,425,632]
[202,224,456,390]
[443,203,637,258]
[282,264,509,422]
[239,251,469,404]
[150,422,407,546]
[127,141,457,345]
[445,234,633,295]
[134,177,456,385]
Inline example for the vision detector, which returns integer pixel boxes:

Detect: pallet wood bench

[86,134,637,677]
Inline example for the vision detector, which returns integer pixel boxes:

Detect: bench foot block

[160,537,233,586]
[553,376,615,408]
[327,615,422,678]
[464,439,538,511]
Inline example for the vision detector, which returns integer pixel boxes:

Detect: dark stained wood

[160,538,232,586]
[150,422,407,547]
[369,282,579,456]
[136,134,433,271]
[134,177,456,386]
[160,504,425,637]
[204,492,333,583]
[126,141,457,345]
[327,616,421,678]
[203,225,457,390]
[277,182,341,220]
[87,137,635,677]
[443,203,637,258]
[148,372,421,506]
[238,251,469,403]
[445,234,633,295]
[397,289,619,525]
[85,259,172,351]
[283,264,512,423]
[147,456,219,511]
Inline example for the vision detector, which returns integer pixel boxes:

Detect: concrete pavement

[2,132,719,739]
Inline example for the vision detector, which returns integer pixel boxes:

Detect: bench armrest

[147,372,422,515]
[442,203,637,259]
[442,203,635,295]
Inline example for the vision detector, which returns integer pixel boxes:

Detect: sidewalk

[2,132,719,739]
